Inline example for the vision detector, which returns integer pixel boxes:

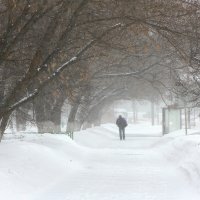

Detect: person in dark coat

[116,115,127,140]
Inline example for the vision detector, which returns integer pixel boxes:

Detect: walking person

[116,115,128,140]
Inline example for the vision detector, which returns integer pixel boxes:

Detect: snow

[8,90,38,111]
[56,56,78,73]
[1,123,200,199]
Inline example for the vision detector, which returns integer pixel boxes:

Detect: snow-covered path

[32,124,200,200]
[35,147,199,200]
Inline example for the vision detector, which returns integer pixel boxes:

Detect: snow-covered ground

[1,123,200,200]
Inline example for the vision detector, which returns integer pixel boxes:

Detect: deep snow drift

[1,123,200,200]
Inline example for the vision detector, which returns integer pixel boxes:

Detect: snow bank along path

[1,124,200,200]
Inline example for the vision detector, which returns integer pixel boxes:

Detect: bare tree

[1,0,200,140]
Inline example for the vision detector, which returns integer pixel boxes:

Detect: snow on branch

[8,89,39,112]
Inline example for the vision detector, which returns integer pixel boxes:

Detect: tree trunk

[35,98,63,133]
[35,100,48,133]
[66,102,79,132]
[151,99,155,126]
[156,104,160,125]
[33,79,66,133]
[50,104,63,133]
[75,102,89,131]
[16,108,26,131]
[86,105,102,127]
[0,113,11,141]
[188,108,191,129]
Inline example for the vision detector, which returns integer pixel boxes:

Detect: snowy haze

[1,123,200,199]
[2,1,200,199]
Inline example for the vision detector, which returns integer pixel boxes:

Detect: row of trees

[1,0,200,140]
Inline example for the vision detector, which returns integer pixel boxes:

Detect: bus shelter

[162,107,182,135]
